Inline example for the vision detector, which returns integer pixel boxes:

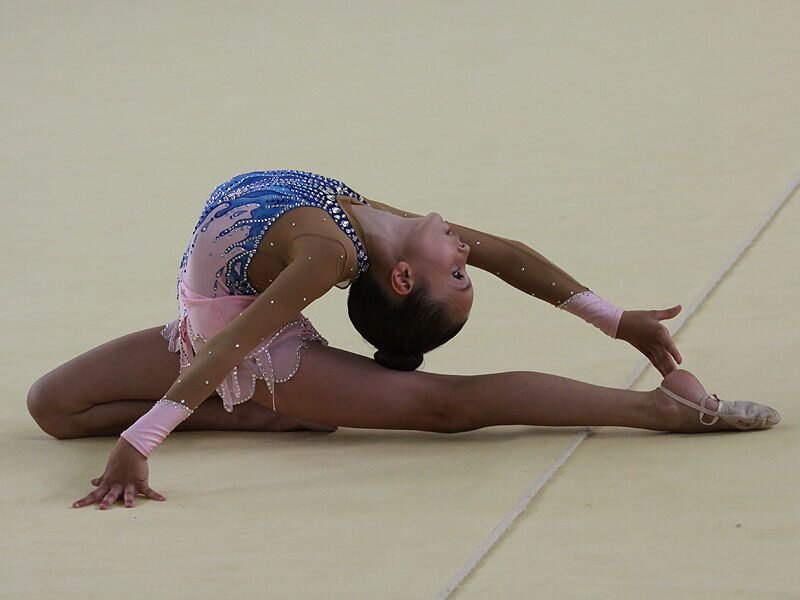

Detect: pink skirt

[161,278,329,412]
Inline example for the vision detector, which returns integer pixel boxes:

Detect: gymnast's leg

[25,326,325,439]
[266,343,722,434]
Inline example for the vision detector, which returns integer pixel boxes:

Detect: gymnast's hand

[72,437,166,510]
[616,305,684,377]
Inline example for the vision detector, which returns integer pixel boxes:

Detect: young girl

[26,169,781,510]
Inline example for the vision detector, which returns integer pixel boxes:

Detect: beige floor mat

[2,2,797,598]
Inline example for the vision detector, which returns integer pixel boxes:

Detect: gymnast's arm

[72,236,348,509]
[158,236,348,411]
[366,196,684,374]
[364,197,593,307]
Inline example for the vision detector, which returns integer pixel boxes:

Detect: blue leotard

[178,169,369,298]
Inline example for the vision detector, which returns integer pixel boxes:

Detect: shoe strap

[657,386,721,426]
[699,395,720,426]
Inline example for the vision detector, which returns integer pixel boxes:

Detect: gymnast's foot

[650,369,780,433]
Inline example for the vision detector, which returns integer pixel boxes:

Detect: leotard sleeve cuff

[557,290,623,338]
[120,398,194,458]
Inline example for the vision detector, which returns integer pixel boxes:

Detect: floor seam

[436,170,800,600]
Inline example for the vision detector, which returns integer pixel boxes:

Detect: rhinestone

[205,380,209,384]
[235,344,240,348]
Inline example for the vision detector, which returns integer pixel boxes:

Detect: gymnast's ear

[387,261,417,297]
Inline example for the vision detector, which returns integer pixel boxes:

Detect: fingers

[653,359,671,377]
[660,355,677,376]
[141,486,166,502]
[73,483,164,510]
[666,338,683,365]
[73,485,109,509]
[656,305,682,320]
[655,348,677,376]
[124,484,136,508]
[99,484,123,510]
[646,345,675,377]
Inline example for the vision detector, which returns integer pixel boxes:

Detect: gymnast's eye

[453,269,465,280]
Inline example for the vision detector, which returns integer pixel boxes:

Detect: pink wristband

[120,398,194,458]
[558,291,623,338]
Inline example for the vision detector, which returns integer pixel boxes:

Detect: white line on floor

[436,170,800,600]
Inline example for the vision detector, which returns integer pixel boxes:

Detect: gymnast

[25,169,780,510]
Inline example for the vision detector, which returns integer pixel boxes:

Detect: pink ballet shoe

[658,370,781,431]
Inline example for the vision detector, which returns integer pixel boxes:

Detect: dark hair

[347,266,467,371]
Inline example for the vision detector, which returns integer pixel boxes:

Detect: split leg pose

[29,320,773,510]
[27,322,719,442]
[26,169,779,510]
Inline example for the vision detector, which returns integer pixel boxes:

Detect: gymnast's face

[388,212,474,321]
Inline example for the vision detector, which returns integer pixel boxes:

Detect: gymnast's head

[347,211,474,371]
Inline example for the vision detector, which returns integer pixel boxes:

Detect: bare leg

[265,344,717,433]
[26,326,330,439]
[26,325,724,441]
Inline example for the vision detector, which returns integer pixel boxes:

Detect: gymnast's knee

[427,379,479,434]
[26,376,74,439]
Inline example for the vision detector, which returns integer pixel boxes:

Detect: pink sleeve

[557,291,623,338]
[120,399,194,458]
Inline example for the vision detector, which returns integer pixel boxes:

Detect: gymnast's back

[178,168,590,309]
[177,169,375,301]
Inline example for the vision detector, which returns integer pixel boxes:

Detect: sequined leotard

[177,169,370,298]
[162,169,375,412]
[161,168,592,414]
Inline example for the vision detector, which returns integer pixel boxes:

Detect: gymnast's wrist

[557,290,624,339]
[120,397,195,458]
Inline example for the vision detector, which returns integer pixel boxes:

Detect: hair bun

[374,350,423,371]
